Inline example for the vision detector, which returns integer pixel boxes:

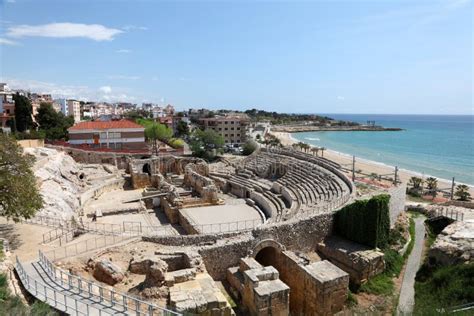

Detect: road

[397,215,426,314]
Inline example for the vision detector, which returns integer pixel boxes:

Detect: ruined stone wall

[387,184,407,226]
[143,211,335,280]
[79,178,125,206]
[46,145,139,169]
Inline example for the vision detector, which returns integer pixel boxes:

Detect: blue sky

[0,0,472,114]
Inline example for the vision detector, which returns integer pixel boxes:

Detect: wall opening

[142,163,151,176]
[254,246,279,267]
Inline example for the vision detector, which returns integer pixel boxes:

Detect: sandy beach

[271,131,474,196]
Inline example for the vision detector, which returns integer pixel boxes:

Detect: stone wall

[387,184,407,226]
[79,178,125,207]
[47,145,139,169]
[143,211,335,281]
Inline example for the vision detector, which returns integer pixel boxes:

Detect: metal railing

[190,218,263,234]
[38,251,180,315]
[15,257,107,315]
[24,215,71,228]
[429,207,464,221]
[43,234,135,261]
[42,226,76,244]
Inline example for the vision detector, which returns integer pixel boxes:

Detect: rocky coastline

[271,125,403,133]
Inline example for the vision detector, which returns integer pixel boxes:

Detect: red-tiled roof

[68,120,144,131]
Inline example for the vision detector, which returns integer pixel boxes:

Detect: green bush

[414,263,474,314]
[360,274,394,295]
[334,194,391,248]
[168,138,185,149]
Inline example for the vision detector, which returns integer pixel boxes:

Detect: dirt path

[397,215,426,314]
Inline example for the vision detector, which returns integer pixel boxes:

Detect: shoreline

[271,126,403,133]
[270,131,474,194]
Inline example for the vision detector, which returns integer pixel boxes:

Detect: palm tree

[425,177,438,197]
[408,176,423,189]
[455,184,471,201]
[311,147,319,156]
[320,147,326,157]
[296,142,305,151]
[301,143,310,153]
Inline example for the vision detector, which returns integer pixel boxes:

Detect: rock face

[24,147,117,220]
[93,260,124,285]
[429,220,474,266]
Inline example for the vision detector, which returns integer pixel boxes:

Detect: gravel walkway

[397,215,426,314]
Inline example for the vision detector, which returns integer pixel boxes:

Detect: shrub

[242,140,257,155]
[414,263,474,314]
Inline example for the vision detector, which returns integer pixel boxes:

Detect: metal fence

[38,251,180,315]
[429,207,464,221]
[24,215,71,228]
[43,234,136,261]
[192,218,263,234]
[15,257,110,316]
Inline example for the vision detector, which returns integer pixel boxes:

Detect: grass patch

[403,218,416,259]
[360,249,404,295]
[414,263,474,314]
[360,274,394,295]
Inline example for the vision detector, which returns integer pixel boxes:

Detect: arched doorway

[254,246,279,267]
[142,163,151,176]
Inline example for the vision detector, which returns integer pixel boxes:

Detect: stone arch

[251,239,285,258]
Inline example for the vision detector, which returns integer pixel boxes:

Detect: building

[68,120,146,150]
[198,114,249,145]
[67,100,81,123]
[56,98,69,116]
[0,83,15,129]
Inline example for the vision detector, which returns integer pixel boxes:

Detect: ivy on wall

[334,194,391,249]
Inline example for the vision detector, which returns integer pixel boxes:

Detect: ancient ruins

[14,146,407,315]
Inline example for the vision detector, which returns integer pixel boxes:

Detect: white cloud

[6,0,16,3]
[116,49,131,53]
[122,25,148,31]
[99,86,112,94]
[0,38,18,46]
[337,96,345,101]
[107,75,140,80]
[2,78,141,102]
[6,23,123,41]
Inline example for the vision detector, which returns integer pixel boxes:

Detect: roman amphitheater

[5,145,407,315]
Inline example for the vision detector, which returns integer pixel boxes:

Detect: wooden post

[450,177,455,200]
[394,166,398,185]
[352,156,355,182]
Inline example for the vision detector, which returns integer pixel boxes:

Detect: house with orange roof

[68,120,146,150]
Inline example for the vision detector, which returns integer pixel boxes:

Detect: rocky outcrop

[24,147,119,220]
[128,255,168,286]
[93,259,124,285]
[428,220,474,266]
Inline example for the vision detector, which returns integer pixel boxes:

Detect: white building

[67,100,81,123]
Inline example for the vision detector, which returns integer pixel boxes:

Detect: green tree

[145,123,173,155]
[408,176,423,189]
[242,140,258,155]
[454,184,471,201]
[425,177,438,197]
[175,120,189,137]
[35,102,74,140]
[190,129,224,160]
[13,93,34,132]
[0,134,43,222]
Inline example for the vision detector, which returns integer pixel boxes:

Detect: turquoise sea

[291,114,474,185]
